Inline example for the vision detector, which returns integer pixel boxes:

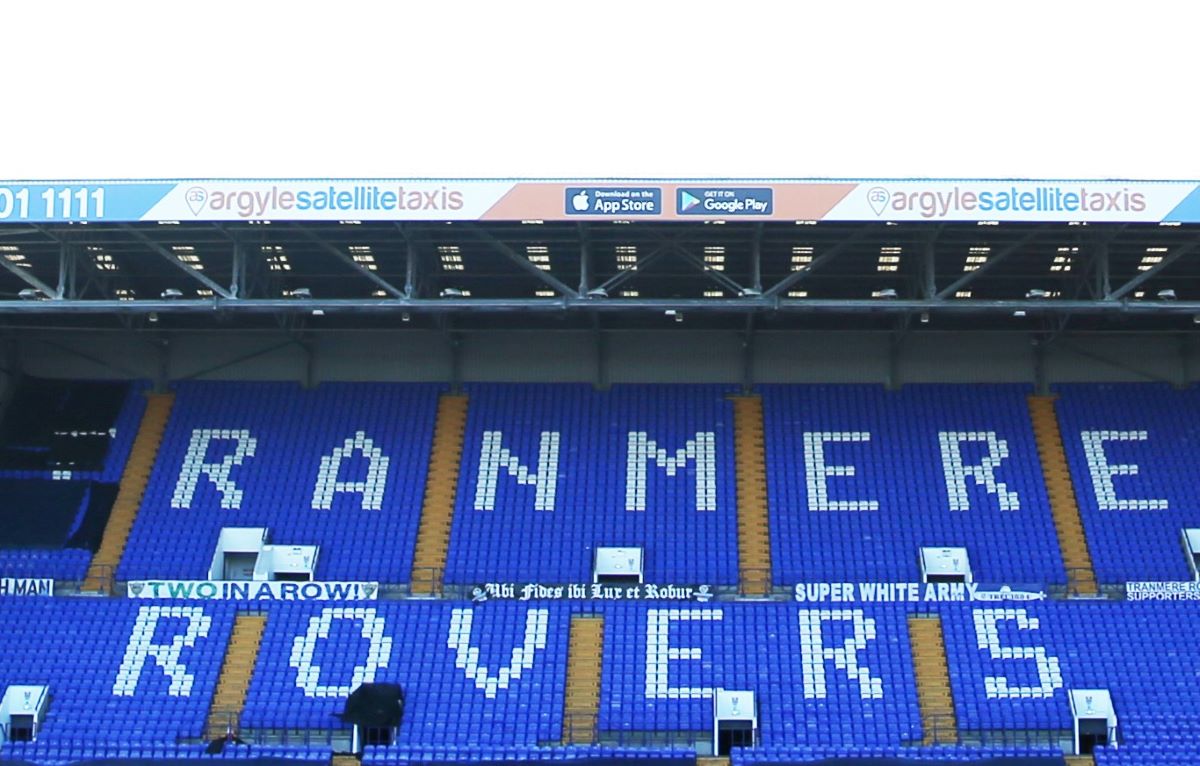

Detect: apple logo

[571,190,590,212]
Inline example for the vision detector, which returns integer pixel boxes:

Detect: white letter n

[473,430,560,511]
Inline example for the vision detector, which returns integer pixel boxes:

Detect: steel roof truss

[120,225,234,299]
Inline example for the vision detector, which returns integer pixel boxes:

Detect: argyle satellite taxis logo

[866,187,890,216]
[185,187,208,215]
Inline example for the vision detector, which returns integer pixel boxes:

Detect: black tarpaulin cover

[340,683,405,729]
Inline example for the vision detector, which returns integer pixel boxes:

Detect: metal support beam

[763,227,875,299]
[751,224,763,292]
[231,241,245,299]
[461,223,579,298]
[64,247,77,299]
[1092,239,1110,299]
[31,337,142,378]
[579,225,591,295]
[935,227,1044,300]
[886,332,902,391]
[741,315,755,394]
[594,247,668,294]
[1032,336,1049,395]
[672,245,748,295]
[302,335,317,389]
[1056,337,1175,384]
[32,225,110,303]
[0,249,61,299]
[176,339,297,381]
[292,225,406,299]
[404,239,417,298]
[592,317,607,390]
[1107,241,1200,300]
[11,296,1200,316]
[393,222,419,299]
[56,244,68,299]
[448,331,463,394]
[0,228,40,239]
[920,236,937,299]
[154,337,170,393]
[120,225,234,299]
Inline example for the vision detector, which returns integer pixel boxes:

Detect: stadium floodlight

[1157,289,1177,300]
[312,309,325,317]
[876,288,898,299]
[586,287,609,299]
[1013,309,1027,317]
[1026,289,1049,299]
[739,287,762,297]
[18,288,42,300]
[161,288,183,299]
[290,288,312,299]
[440,288,464,298]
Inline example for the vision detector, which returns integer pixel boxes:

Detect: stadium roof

[0,179,1198,333]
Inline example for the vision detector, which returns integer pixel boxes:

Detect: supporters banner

[0,179,1199,223]
[126,580,378,601]
[0,577,53,597]
[472,582,714,602]
[793,582,1046,603]
[1126,581,1200,600]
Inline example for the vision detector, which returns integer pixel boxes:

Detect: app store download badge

[676,187,773,216]
[564,187,662,216]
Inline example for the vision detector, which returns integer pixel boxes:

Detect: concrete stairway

[205,613,267,740]
[731,396,772,596]
[1028,395,1099,595]
[562,615,605,744]
[410,394,469,595]
[83,392,174,592]
[908,614,958,745]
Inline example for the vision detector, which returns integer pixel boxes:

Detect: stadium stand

[8,380,1200,766]
[117,382,442,583]
[1054,383,1200,583]
[762,384,1065,586]
[242,602,567,745]
[0,598,235,758]
[444,384,739,585]
[0,380,146,582]
[941,600,1200,746]
[0,378,132,473]
[599,602,921,746]
[15,595,1200,763]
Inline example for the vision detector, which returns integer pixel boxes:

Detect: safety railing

[555,714,707,749]
[199,717,353,751]
[1065,567,1102,598]
[923,713,956,745]
[409,567,444,597]
[738,568,772,597]
[916,719,1070,750]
